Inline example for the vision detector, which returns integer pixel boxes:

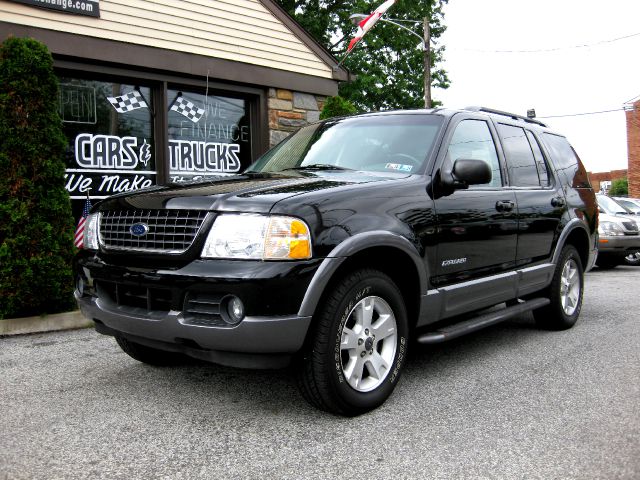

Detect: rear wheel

[534,245,584,330]
[297,269,409,416]
[115,336,184,366]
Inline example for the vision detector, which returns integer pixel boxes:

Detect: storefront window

[59,77,155,216]
[167,88,251,183]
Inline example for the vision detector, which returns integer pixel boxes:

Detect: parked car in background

[596,195,640,267]
[613,197,640,214]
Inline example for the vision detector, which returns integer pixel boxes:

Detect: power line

[451,31,640,54]
[539,108,631,119]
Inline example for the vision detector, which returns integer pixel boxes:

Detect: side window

[447,120,502,188]
[497,123,540,187]
[525,131,550,187]
[541,133,591,188]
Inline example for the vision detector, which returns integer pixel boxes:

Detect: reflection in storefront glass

[167,89,251,183]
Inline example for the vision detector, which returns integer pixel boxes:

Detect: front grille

[99,210,208,253]
[97,281,173,311]
[183,292,227,327]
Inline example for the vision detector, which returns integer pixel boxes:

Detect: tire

[115,336,183,366]
[533,245,584,330]
[297,269,409,416]
[624,251,640,266]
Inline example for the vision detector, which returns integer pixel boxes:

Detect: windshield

[246,114,443,174]
[597,195,631,215]
[615,198,640,214]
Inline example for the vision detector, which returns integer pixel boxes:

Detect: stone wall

[268,88,326,147]
[626,100,640,197]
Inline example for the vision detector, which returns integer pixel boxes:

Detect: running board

[416,297,550,344]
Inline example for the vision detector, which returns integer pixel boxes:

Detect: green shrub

[0,37,75,319]
[319,95,357,120]
[609,177,628,196]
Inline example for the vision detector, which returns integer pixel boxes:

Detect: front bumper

[598,235,640,257]
[75,254,321,367]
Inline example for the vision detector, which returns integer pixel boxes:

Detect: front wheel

[624,251,640,266]
[297,269,409,416]
[533,245,584,330]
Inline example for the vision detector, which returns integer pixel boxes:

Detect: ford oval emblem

[130,223,149,237]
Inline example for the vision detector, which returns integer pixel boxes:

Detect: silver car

[596,195,640,267]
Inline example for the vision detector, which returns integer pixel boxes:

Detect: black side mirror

[439,158,492,193]
[451,158,492,186]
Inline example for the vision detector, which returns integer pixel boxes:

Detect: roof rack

[464,106,548,127]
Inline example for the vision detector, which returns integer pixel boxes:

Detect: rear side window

[525,131,550,187]
[497,124,540,187]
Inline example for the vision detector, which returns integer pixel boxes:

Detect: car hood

[97,171,409,213]
[599,213,638,224]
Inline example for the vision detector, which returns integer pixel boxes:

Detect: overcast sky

[433,0,640,173]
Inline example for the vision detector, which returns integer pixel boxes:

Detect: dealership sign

[65,133,243,198]
[9,0,100,17]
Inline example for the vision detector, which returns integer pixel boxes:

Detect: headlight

[598,221,624,236]
[201,214,312,260]
[83,213,100,250]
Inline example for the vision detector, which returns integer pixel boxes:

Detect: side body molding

[297,231,428,318]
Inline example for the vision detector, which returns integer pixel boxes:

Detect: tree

[320,95,358,119]
[0,37,76,319]
[609,178,628,196]
[276,0,449,111]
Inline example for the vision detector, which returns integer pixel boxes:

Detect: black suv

[75,107,598,415]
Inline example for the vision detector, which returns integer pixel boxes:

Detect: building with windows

[0,0,349,218]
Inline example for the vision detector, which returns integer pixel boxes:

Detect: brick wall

[268,88,326,147]
[626,100,640,197]
[588,169,628,193]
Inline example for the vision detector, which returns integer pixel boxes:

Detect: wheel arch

[298,232,427,331]
[553,220,592,269]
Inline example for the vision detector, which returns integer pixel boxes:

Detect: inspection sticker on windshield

[385,163,413,172]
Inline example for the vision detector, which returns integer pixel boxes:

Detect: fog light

[221,295,245,325]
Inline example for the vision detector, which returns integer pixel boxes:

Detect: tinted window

[447,120,502,187]
[497,124,540,187]
[525,131,550,187]
[542,133,591,188]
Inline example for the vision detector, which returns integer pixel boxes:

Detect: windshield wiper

[282,164,352,171]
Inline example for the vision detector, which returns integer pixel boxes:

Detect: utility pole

[423,17,431,109]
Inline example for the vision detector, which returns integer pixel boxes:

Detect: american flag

[347,0,397,52]
[74,196,93,248]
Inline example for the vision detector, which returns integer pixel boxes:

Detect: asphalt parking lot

[1,266,639,479]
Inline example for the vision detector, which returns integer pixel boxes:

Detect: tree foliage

[320,95,358,119]
[0,37,76,319]
[276,0,449,111]
[609,177,628,196]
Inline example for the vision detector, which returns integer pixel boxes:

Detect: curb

[0,310,93,336]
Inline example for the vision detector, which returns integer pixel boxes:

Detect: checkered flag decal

[170,96,205,123]
[106,91,148,114]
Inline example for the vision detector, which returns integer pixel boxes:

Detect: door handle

[551,196,566,207]
[495,200,514,212]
